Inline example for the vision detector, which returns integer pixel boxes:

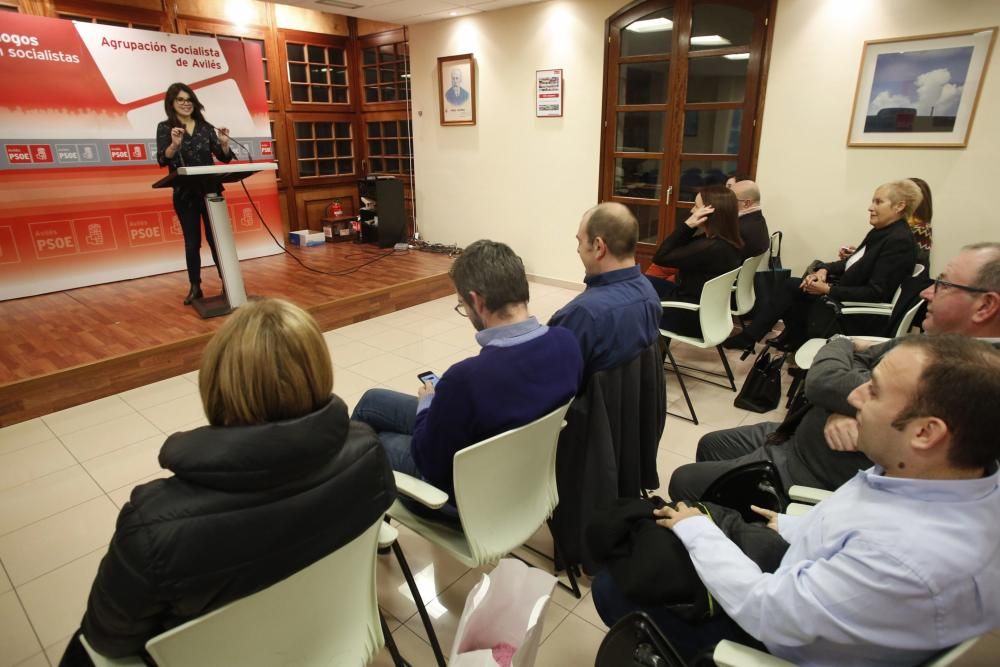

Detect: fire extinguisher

[327,200,344,217]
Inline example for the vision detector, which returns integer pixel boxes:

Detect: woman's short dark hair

[894,334,1000,470]
[164,82,207,127]
[907,177,933,223]
[449,240,530,312]
[700,185,743,249]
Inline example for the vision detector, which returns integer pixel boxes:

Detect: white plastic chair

[731,251,770,318]
[81,517,400,667]
[838,264,925,327]
[387,401,572,666]
[660,266,742,424]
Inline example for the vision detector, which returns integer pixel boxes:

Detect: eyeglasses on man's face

[454,302,468,317]
[932,276,990,295]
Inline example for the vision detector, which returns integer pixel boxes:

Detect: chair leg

[391,541,447,667]
[380,611,411,667]
[716,345,737,392]
[549,523,582,599]
[665,345,698,424]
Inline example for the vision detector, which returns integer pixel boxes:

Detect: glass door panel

[618,62,670,104]
[616,112,667,152]
[686,56,748,102]
[682,109,742,154]
[621,8,674,56]
[690,4,753,51]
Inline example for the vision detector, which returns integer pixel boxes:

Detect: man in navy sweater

[352,240,583,507]
[549,202,661,378]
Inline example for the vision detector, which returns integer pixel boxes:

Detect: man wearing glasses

[667,242,1000,501]
[351,240,582,515]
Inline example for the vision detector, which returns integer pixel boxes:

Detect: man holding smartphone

[351,240,583,514]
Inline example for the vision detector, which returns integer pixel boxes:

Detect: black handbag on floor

[734,348,785,413]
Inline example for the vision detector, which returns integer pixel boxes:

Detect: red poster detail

[6,145,32,163]
[30,220,78,259]
[232,203,259,232]
[160,211,184,240]
[29,145,54,163]
[128,144,147,160]
[260,140,273,156]
[73,216,117,253]
[125,213,165,246]
[0,226,21,265]
[109,144,131,161]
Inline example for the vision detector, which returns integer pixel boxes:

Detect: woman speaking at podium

[156,82,233,305]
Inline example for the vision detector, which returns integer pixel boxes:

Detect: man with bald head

[730,179,769,259]
[550,202,662,377]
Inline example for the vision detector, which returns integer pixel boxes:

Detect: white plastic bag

[449,558,557,667]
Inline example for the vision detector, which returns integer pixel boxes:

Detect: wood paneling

[273,3,348,35]
[294,184,359,232]
[0,244,455,426]
[175,0,269,25]
[357,19,402,36]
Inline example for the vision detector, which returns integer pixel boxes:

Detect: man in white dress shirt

[595,333,1000,666]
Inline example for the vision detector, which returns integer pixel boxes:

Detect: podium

[153,163,277,318]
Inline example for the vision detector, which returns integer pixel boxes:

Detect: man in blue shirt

[549,202,662,377]
[352,240,582,506]
[596,334,1000,666]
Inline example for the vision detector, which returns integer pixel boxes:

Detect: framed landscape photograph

[847,27,997,147]
[438,53,476,126]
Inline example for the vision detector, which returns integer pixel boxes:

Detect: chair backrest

[702,460,789,522]
[893,299,924,337]
[732,251,770,316]
[453,401,572,565]
[145,519,385,667]
[921,637,980,667]
[699,266,742,346]
[889,263,927,308]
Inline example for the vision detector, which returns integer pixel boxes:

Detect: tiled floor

[1,281,998,666]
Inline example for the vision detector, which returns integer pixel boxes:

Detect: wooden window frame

[177,17,282,111]
[362,111,412,177]
[357,29,410,112]
[284,112,358,187]
[278,30,353,113]
[54,0,165,30]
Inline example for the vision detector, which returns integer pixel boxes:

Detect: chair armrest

[394,472,449,509]
[840,306,892,317]
[378,521,399,549]
[786,503,812,516]
[788,485,833,504]
[713,640,796,667]
[839,301,892,309]
[80,636,147,667]
[660,300,701,312]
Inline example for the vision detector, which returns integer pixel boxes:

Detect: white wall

[756,0,1000,273]
[409,0,1000,283]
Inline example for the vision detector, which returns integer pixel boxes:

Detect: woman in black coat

[647,184,744,338]
[61,299,396,664]
[725,180,920,352]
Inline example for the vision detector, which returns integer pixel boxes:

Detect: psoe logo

[29,145,53,163]
[260,140,273,156]
[109,144,131,161]
[5,144,32,163]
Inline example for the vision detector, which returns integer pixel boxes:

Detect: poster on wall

[438,53,476,126]
[0,14,281,300]
[847,27,997,147]
[535,69,562,117]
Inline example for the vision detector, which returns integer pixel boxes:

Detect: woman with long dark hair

[647,185,744,337]
[156,82,233,305]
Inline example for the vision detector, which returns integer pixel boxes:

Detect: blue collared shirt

[548,265,661,377]
[673,464,1000,667]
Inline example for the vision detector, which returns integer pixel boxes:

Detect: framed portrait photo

[847,27,997,147]
[438,53,476,126]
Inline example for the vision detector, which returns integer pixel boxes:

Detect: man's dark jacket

[80,396,396,657]
[739,209,770,260]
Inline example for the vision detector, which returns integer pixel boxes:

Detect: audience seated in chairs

[594,334,1000,665]
[353,240,582,517]
[668,243,1000,502]
[646,185,744,340]
[62,298,396,665]
[725,179,920,353]
[549,202,661,379]
[730,179,770,260]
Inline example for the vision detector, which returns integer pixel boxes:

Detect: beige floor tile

[954,632,1000,666]
[373,309,430,326]
[44,635,72,666]
[570,592,607,631]
[370,623,439,667]
[330,339,384,370]
[393,338,463,365]
[363,328,421,353]
[118,376,198,412]
[18,548,104,647]
[331,367,379,398]
[381,372,426,396]
[667,381,750,430]
[0,591,42,667]
[0,564,10,594]
[41,397,134,438]
[0,496,117,587]
[106,470,173,510]
[534,609,605,667]
[659,418,718,460]
[138,393,206,433]
[0,440,77,493]
[0,420,56,457]
[0,467,103,537]
[181,369,199,385]
[349,353,425,384]
[506,547,593,611]
[429,326,479,350]
[395,317,463,338]
[653,449,696,501]
[176,416,210,432]
[13,652,48,667]
[81,435,166,493]
[59,413,161,463]
[332,319,394,341]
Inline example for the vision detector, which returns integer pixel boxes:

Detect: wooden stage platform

[0,243,456,427]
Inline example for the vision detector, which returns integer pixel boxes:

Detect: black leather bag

[734,348,785,413]
[751,231,791,317]
[596,612,687,667]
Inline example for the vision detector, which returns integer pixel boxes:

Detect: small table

[321,215,357,243]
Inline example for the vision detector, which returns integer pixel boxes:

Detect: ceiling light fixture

[690,34,731,46]
[315,0,362,9]
[723,53,750,60]
[626,17,673,33]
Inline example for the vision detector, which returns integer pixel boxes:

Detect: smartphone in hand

[417,371,440,387]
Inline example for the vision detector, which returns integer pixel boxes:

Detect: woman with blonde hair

[64,298,395,664]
